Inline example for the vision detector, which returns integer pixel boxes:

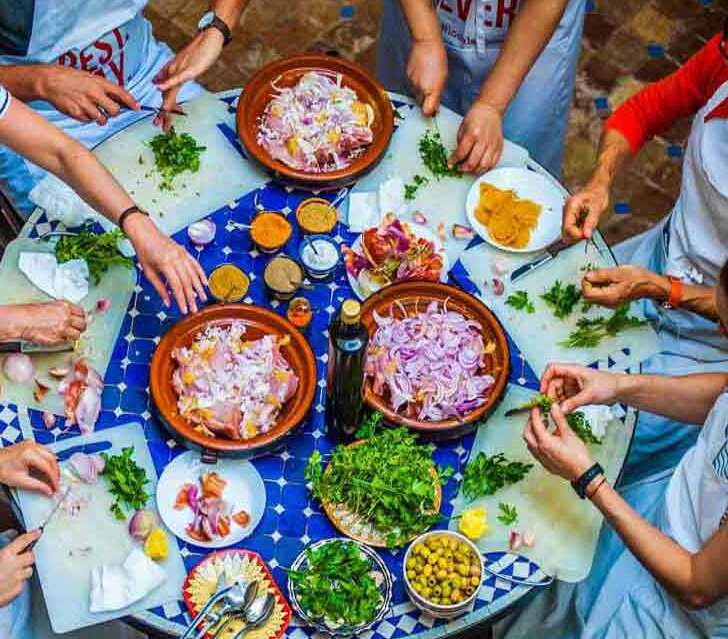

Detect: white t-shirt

[0,85,10,119]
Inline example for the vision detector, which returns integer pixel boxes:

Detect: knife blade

[509,238,570,283]
[0,341,75,354]
[28,486,72,549]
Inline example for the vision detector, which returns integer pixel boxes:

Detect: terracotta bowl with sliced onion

[150,304,317,459]
[236,54,394,189]
[360,281,510,439]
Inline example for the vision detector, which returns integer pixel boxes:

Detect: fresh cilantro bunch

[561,304,646,348]
[506,290,535,314]
[101,447,150,520]
[418,130,461,179]
[541,280,582,319]
[462,452,533,501]
[149,127,206,191]
[55,228,133,285]
[519,393,603,445]
[288,540,382,628]
[306,416,452,548]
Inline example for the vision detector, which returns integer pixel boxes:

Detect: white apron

[616,79,728,486]
[376,0,586,177]
[0,1,203,215]
[495,391,728,639]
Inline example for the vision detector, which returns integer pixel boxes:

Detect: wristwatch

[662,275,682,310]
[198,11,232,46]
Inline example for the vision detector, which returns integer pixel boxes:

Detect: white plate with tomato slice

[156,450,265,549]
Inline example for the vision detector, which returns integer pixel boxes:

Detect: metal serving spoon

[182,578,253,639]
[195,580,259,639]
[232,593,276,639]
[180,573,229,639]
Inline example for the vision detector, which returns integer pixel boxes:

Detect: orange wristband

[665,275,682,309]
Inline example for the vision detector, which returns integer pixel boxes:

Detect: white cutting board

[449,385,634,582]
[0,237,135,415]
[352,105,530,267]
[15,423,187,633]
[93,93,267,236]
[459,236,661,377]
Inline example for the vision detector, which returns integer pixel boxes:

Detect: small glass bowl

[298,234,340,281]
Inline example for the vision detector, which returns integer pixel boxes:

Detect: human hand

[38,66,139,125]
[540,363,621,414]
[562,182,610,244]
[406,39,448,117]
[449,100,503,174]
[582,265,667,309]
[523,404,594,482]
[153,29,225,132]
[0,441,60,496]
[124,215,208,314]
[0,530,40,606]
[12,301,86,346]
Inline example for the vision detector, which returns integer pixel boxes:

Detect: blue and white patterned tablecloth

[0,95,572,638]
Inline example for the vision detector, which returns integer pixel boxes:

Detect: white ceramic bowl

[403,530,484,619]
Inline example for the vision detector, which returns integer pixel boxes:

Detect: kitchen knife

[0,341,74,354]
[509,238,570,283]
[28,486,72,549]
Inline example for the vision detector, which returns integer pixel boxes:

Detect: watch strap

[666,275,682,309]
[201,15,232,46]
[571,463,604,499]
[118,205,149,235]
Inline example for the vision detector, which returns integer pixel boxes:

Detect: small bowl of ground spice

[250,211,292,253]
[286,297,313,331]
[296,198,338,235]
[264,255,304,300]
[208,264,250,303]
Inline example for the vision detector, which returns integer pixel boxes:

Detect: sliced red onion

[187,219,216,247]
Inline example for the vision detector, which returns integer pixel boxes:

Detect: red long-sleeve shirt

[605,34,728,154]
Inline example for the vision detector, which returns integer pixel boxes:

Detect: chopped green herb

[580,262,598,272]
[462,452,533,501]
[100,447,150,520]
[561,304,646,348]
[497,502,518,526]
[287,540,382,628]
[506,290,535,314]
[306,416,451,547]
[137,155,144,165]
[418,130,461,179]
[541,280,582,319]
[55,228,133,285]
[148,127,206,191]
[404,174,429,200]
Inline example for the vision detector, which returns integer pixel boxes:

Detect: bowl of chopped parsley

[287,538,392,635]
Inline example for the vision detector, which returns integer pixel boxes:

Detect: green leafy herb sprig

[404,174,429,201]
[506,290,535,314]
[55,228,133,285]
[541,280,582,319]
[561,304,646,348]
[462,452,533,502]
[497,502,518,526]
[419,130,462,179]
[287,540,382,628]
[100,447,150,520]
[149,127,206,191]
[517,393,603,445]
[306,413,452,548]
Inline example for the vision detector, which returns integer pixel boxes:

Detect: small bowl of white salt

[299,234,340,280]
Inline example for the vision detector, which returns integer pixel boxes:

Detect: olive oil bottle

[326,299,368,443]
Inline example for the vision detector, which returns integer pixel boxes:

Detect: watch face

[198,11,215,30]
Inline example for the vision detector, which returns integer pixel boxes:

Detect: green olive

[437,557,447,569]
[423,564,433,577]
[427,553,438,566]
[451,589,462,603]
[427,576,437,587]
[436,569,448,581]
[441,584,452,598]
[451,575,461,589]
[433,585,442,596]
[457,563,470,576]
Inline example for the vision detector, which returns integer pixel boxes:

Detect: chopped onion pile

[172,322,299,440]
[257,71,374,173]
[365,301,494,421]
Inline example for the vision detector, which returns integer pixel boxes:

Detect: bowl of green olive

[403,530,483,619]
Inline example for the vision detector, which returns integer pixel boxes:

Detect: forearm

[587,128,633,192]
[589,482,710,608]
[637,275,719,321]
[615,372,728,425]
[478,0,568,112]
[0,307,24,342]
[398,0,443,43]
[211,0,249,28]
[0,65,53,102]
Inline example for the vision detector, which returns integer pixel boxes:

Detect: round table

[2,90,624,639]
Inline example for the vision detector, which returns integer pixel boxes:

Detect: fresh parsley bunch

[306,414,452,548]
[519,393,603,445]
[55,228,133,285]
[288,541,382,628]
[149,127,206,191]
[541,280,582,319]
[462,452,533,501]
[561,304,646,348]
[101,447,150,520]
[506,290,535,314]
[418,130,462,179]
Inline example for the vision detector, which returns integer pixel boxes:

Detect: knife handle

[0,342,21,353]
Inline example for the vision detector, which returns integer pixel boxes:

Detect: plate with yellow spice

[465,167,564,253]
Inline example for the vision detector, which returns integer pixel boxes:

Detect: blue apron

[0,7,202,216]
[376,0,586,178]
[494,392,728,639]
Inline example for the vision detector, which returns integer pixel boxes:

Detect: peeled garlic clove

[3,353,34,384]
[509,531,523,552]
[492,278,505,296]
[522,531,535,547]
[49,367,70,379]
[452,224,475,240]
[411,211,427,225]
[187,219,216,247]
[42,411,56,429]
